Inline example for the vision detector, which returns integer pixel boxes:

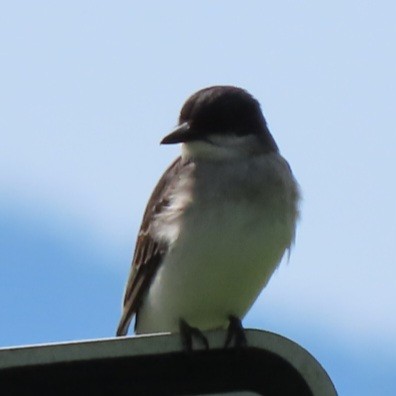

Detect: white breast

[135,153,299,334]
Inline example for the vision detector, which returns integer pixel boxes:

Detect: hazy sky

[1,2,395,394]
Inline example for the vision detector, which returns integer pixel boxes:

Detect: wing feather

[116,157,186,336]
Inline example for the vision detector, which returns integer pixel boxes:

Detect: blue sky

[1,2,395,394]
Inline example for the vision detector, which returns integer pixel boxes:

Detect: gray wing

[116,157,186,336]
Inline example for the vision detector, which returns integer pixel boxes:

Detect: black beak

[160,122,191,145]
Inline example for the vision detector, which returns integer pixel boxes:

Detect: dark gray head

[161,86,278,158]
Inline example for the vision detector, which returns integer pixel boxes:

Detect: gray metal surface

[0,329,337,395]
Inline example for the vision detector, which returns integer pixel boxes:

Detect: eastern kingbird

[116,86,300,348]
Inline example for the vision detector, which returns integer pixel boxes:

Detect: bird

[116,85,300,349]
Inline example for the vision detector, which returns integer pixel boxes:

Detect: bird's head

[161,86,278,160]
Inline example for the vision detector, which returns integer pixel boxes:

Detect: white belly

[135,153,299,334]
[136,202,293,333]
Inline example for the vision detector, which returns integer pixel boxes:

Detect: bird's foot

[179,319,209,352]
[224,315,247,348]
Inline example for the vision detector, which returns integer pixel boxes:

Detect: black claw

[224,315,247,348]
[179,319,209,352]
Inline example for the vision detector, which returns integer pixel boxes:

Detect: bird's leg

[179,319,209,352]
[224,315,247,348]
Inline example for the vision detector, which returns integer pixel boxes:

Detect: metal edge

[0,329,337,395]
